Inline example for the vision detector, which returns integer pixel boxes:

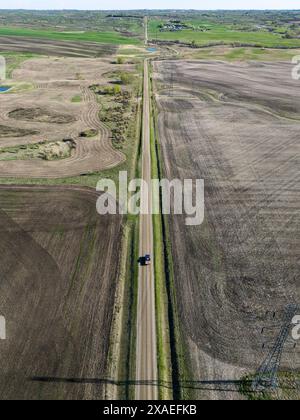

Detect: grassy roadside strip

[150,65,194,400]
[149,76,173,400]
[105,214,140,400]
[104,69,143,400]
[126,216,140,400]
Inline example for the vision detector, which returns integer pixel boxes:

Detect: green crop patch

[0,26,142,46]
[149,19,300,48]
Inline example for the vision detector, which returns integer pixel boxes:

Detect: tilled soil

[153,60,300,400]
[0,186,122,400]
[0,57,132,177]
[0,36,117,57]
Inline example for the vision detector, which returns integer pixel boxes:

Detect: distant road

[144,16,148,46]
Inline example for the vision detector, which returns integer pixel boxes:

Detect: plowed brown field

[0,186,122,400]
[0,36,117,57]
[153,60,300,399]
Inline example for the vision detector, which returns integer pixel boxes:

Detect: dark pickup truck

[138,254,151,266]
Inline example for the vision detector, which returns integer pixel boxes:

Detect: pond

[147,48,157,53]
[0,86,11,93]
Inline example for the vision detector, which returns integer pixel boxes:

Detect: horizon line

[0,8,300,12]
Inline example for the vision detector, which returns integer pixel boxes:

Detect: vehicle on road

[138,254,151,266]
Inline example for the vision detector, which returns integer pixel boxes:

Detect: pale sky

[0,1,299,10]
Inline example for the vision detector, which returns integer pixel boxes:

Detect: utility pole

[252,304,299,391]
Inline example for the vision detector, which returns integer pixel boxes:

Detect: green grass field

[0,26,141,45]
[184,46,300,62]
[149,20,300,48]
[0,52,40,78]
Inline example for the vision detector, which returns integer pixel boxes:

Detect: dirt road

[135,59,158,400]
[144,17,148,46]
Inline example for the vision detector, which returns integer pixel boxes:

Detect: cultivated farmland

[148,10,300,48]
[0,56,137,178]
[153,60,300,399]
[0,36,118,57]
[0,185,122,400]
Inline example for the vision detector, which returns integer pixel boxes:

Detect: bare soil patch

[153,60,300,399]
[0,185,122,400]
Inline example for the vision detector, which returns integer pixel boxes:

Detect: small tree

[120,72,134,85]
[113,84,122,95]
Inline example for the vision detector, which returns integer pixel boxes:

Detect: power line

[252,304,299,391]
